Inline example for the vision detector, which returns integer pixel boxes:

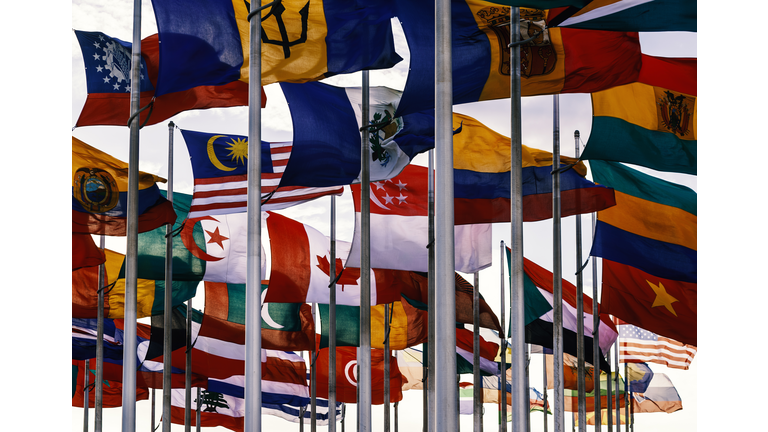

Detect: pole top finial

[574,130,580,137]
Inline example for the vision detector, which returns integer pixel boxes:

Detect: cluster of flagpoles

[78,1,638,431]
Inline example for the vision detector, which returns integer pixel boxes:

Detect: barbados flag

[581,55,697,175]
[394,1,642,116]
[72,137,176,236]
[589,160,696,346]
[151,0,401,95]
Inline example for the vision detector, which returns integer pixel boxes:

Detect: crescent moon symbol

[260,289,284,329]
[207,135,236,172]
[344,360,358,386]
[180,216,225,262]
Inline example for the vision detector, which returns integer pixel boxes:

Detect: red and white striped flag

[617,320,697,370]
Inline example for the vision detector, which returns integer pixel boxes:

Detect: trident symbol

[245,0,310,59]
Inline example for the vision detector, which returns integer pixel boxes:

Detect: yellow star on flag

[646,280,679,316]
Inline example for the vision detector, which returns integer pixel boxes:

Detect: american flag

[618,321,696,370]
[188,142,343,219]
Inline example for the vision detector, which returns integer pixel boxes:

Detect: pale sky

[6,1,751,431]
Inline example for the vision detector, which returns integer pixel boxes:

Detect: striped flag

[180,129,343,219]
[618,321,697,370]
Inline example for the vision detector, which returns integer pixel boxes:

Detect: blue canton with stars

[75,30,154,94]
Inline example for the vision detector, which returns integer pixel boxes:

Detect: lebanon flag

[346,164,492,273]
[264,211,402,306]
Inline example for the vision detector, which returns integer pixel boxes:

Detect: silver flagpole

[96,234,105,432]
[426,148,435,432]
[624,362,629,430]
[311,303,317,432]
[384,304,391,432]
[196,386,201,432]
[394,401,399,432]
[151,389,155,432]
[122,0,142,428]
[508,7,527,432]
[591,212,601,430]
[359,69,372,432]
[543,354,548,432]
[525,343,531,432]
[606,341,613,431]
[185,298,192,432]
[614,335,620,431]
[473,272,481,432]
[574,130,586,432]
[435,0,458,430]
[162,121,175,432]
[552,94,565,432]
[84,358,89,432]
[500,241,507,432]
[245,0,264,430]
[329,195,337,432]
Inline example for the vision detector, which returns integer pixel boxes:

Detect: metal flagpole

[435,0,458,429]
[573,130,586,432]
[162,121,175,432]
[311,303,317,432]
[542,354,548,432]
[591,213,601,430]
[359,69,372,432]
[96,234,105,432]
[508,7,528,432]
[300,406,305,432]
[614,341,620,432]
[384,304,391,432]
[122,0,142,428]
[185,298,192,432]
[84,358,89,432]
[196,386,201,432]
[394,401,399,432]
[552,94,565,432]
[624,362,629,431]
[605,342,613,431]
[151,389,155,432]
[426,148,435,432]
[329,195,337,432]
[499,240,507,432]
[525,343,531,432]
[245,1,264,430]
[473,272,481,432]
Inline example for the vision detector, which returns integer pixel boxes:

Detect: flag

[73,30,261,128]
[170,386,244,431]
[72,359,149,408]
[518,255,618,372]
[72,318,134,362]
[396,347,425,391]
[565,370,626,412]
[278,82,433,187]
[626,362,654,394]
[529,387,550,413]
[314,336,404,405]
[455,328,500,375]
[265,398,344,426]
[203,281,315,351]
[346,164,492,273]
[72,248,198,319]
[180,129,342,219]
[133,191,268,284]
[393,2,642,116]
[545,352,595,393]
[72,137,176,235]
[264,212,402,306]
[151,0,401,95]
[590,160,697,345]
[580,55,697,175]
[451,112,616,224]
[632,372,683,413]
[72,233,105,270]
[618,321,697,370]
[483,0,590,7]
[548,1,696,32]
[459,382,475,415]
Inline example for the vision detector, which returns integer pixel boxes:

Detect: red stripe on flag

[264,212,312,303]
[193,187,248,198]
[194,174,248,185]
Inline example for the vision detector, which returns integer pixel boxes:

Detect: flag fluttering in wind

[590,160,697,346]
[545,352,595,393]
[618,321,697,370]
[151,0,401,94]
[548,1,697,32]
[73,30,260,128]
[72,137,176,236]
[72,359,150,408]
[72,233,105,271]
[565,370,626,412]
[581,55,697,175]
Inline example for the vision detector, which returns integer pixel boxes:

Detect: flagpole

[196,386,201,432]
[394,401,399,432]
[329,195,337,432]
[151,389,155,432]
[573,130,586,432]
[96,234,105,432]
[542,354,548,432]
[552,93,565,432]
[84,358,89,432]
[591,212,601,431]
[311,302,317,432]
[614,339,620,432]
[426,147,435,432]
[185,298,192,432]
[435,0,458,429]
[499,240,507,432]
[473,271,481,432]
[122,0,143,428]
[245,1,264,430]
[384,303,391,432]
[508,7,528,432]
[605,341,613,432]
[525,343,531,432]
[624,362,629,430]
[359,68,372,432]
[162,120,175,432]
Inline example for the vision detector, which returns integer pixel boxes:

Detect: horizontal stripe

[621,341,697,357]
[599,190,696,250]
[194,174,247,186]
[188,202,247,219]
[593,221,697,283]
[193,187,248,199]
[592,82,696,140]
[456,346,497,375]
[638,54,697,96]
